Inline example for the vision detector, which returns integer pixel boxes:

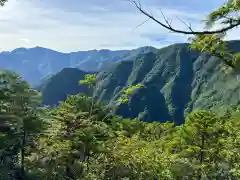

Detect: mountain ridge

[0,46,157,86]
[0,45,157,54]
[38,40,240,124]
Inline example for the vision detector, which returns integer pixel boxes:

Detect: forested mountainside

[37,68,92,105]
[2,0,240,178]
[39,40,240,125]
[0,46,156,86]
[2,68,240,179]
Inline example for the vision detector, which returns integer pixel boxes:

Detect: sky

[0,0,239,52]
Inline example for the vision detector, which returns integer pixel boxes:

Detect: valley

[36,41,240,124]
[1,0,240,178]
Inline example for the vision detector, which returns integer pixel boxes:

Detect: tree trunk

[198,132,205,180]
[66,164,76,180]
[20,130,26,179]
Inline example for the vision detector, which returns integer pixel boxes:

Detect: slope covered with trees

[39,41,240,124]
[38,68,92,106]
[1,70,240,179]
[1,0,240,178]
[95,41,240,124]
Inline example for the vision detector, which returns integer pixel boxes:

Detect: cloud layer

[0,0,238,52]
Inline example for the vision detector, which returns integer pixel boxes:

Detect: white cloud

[0,0,238,52]
[20,38,31,43]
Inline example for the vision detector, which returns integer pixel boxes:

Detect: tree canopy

[1,70,240,179]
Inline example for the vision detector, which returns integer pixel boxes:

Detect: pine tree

[167,110,229,179]
[0,70,45,179]
[34,94,113,179]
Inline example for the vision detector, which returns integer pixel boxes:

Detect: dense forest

[1,0,240,179]
[0,70,240,179]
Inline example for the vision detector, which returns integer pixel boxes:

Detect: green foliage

[189,33,238,70]
[3,69,240,179]
[38,42,240,125]
[190,34,227,55]
[0,70,45,179]
[188,0,240,69]
[206,0,240,28]
[171,110,225,178]
[93,42,240,124]
[2,0,240,178]
[79,74,97,88]
[119,83,145,103]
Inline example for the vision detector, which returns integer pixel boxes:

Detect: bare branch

[131,0,240,35]
[132,18,150,31]
[129,0,238,68]
[159,9,172,27]
[176,16,194,32]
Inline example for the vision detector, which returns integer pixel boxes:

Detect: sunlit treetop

[79,74,97,88]
[119,84,145,104]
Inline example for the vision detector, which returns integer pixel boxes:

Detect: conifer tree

[0,70,44,179]
[168,110,229,179]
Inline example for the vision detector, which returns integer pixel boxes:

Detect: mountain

[0,46,157,86]
[95,40,240,124]
[38,40,240,124]
[95,43,198,124]
[39,68,91,106]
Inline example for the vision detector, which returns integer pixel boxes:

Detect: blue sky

[0,0,239,52]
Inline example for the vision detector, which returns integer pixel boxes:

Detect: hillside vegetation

[1,69,240,179]
[39,41,240,125]
[1,0,240,179]
[38,68,92,106]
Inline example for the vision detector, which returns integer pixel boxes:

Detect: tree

[0,70,45,179]
[132,0,240,35]
[79,74,100,118]
[102,120,176,180]
[220,110,240,178]
[32,94,114,179]
[119,83,145,103]
[132,0,240,68]
[165,110,233,179]
[79,74,97,89]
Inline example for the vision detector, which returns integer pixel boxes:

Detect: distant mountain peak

[8,46,62,54]
[2,40,239,89]
[29,46,61,53]
[0,45,159,86]
[11,47,28,53]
